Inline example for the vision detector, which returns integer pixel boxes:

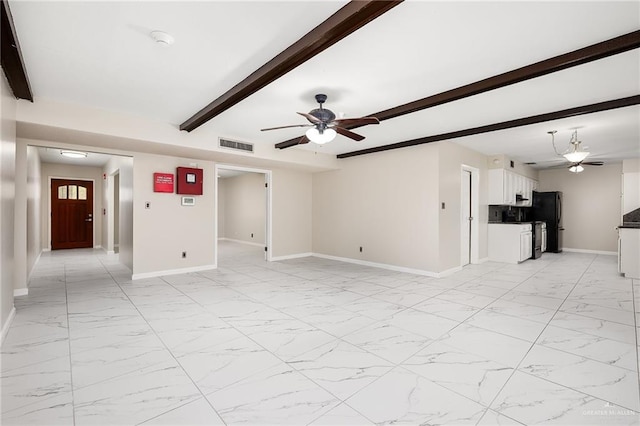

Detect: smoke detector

[150,31,174,47]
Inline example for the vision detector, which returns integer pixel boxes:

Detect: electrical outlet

[145,202,151,209]
[181,251,187,258]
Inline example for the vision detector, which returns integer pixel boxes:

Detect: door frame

[48,176,96,250]
[460,165,480,265]
[214,164,273,266]
[106,170,120,254]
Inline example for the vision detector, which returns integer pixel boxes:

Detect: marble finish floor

[2,242,639,425]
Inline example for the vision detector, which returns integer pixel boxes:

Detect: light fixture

[549,129,590,163]
[305,127,336,145]
[150,30,174,47]
[60,150,87,159]
[569,164,584,173]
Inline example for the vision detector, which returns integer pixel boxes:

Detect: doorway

[460,165,479,266]
[214,164,272,267]
[51,178,94,250]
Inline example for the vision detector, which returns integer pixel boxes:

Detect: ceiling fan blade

[297,135,310,145]
[333,116,380,127]
[261,124,313,131]
[334,126,365,141]
[583,161,604,166]
[297,112,321,124]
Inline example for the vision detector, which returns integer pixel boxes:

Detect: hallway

[1,244,639,425]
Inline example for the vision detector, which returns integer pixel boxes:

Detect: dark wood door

[51,179,94,250]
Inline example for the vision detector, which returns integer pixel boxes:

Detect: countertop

[619,223,640,229]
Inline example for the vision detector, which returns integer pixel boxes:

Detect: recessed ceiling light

[150,30,174,47]
[60,150,87,159]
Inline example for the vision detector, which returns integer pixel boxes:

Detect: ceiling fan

[548,130,604,173]
[261,94,379,145]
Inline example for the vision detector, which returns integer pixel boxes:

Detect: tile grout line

[486,254,640,414]
[63,262,77,426]
[97,259,230,426]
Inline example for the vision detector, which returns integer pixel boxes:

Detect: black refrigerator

[532,191,563,253]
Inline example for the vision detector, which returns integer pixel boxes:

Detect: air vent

[219,138,254,153]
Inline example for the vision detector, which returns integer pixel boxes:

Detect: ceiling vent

[219,138,254,153]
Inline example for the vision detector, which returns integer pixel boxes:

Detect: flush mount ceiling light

[60,150,87,159]
[305,127,336,145]
[150,30,174,47]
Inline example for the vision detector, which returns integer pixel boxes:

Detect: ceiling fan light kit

[305,127,336,144]
[262,93,379,145]
[569,164,585,173]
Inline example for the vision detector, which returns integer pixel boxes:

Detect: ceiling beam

[337,95,640,159]
[276,29,640,149]
[1,0,33,101]
[180,0,403,132]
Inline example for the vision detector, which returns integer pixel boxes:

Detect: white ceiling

[9,1,640,168]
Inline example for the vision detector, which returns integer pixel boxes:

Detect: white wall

[272,167,312,258]
[538,163,622,252]
[26,146,42,278]
[220,172,266,244]
[103,155,133,269]
[312,142,490,274]
[313,144,441,272]
[132,154,215,277]
[1,68,17,338]
[13,142,42,294]
[40,163,104,250]
[218,178,226,238]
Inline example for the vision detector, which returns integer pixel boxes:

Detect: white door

[461,170,472,266]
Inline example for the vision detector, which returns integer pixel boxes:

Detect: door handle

[85,218,93,222]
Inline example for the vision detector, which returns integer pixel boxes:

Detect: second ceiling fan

[261,94,379,145]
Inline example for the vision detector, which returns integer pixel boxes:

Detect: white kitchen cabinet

[489,223,533,263]
[489,169,537,206]
[520,230,533,261]
[619,228,640,279]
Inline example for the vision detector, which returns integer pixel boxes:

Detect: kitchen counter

[619,223,640,229]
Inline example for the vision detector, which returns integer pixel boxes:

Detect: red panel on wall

[153,173,174,193]
[176,167,203,195]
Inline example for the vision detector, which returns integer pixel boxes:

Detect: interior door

[51,179,94,250]
[461,170,472,266]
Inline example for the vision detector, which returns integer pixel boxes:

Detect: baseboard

[1,306,16,345]
[439,265,463,277]
[106,250,115,255]
[13,288,28,297]
[311,253,441,278]
[219,238,265,248]
[42,248,51,252]
[270,252,312,262]
[94,245,102,249]
[563,248,617,256]
[475,257,490,264]
[132,264,217,280]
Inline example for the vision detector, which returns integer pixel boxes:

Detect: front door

[51,179,94,250]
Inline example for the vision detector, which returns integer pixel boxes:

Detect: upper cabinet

[489,169,538,206]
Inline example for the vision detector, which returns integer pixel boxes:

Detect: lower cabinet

[520,231,532,261]
[619,228,640,279]
[489,223,533,264]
